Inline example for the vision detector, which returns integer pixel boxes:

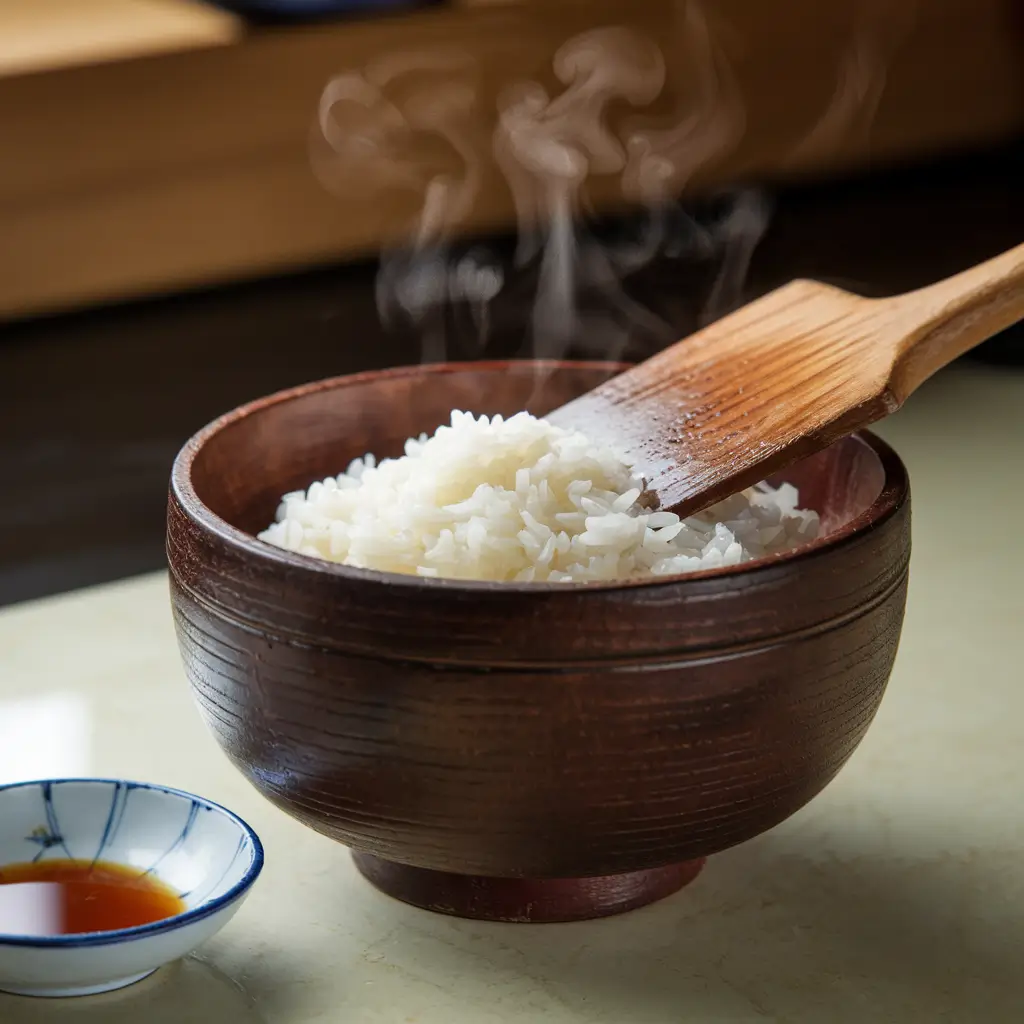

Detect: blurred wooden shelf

[1,0,1022,319]
[0,0,241,76]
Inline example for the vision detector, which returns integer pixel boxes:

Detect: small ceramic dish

[0,779,263,998]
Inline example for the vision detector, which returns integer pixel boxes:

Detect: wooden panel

[0,0,240,76]
[0,0,674,202]
[0,0,1021,318]
[1,142,1021,607]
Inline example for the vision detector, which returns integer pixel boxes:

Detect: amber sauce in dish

[0,860,185,936]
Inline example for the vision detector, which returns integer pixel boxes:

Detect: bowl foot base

[352,853,705,922]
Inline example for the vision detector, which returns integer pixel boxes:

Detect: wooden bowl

[168,361,911,922]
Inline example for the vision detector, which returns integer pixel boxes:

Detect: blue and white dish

[0,779,263,998]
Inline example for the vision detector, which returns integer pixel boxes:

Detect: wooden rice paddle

[547,242,1024,516]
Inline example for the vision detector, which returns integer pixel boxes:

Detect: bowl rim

[0,778,264,949]
[170,360,909,594]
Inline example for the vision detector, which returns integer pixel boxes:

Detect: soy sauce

[0,860,185,936]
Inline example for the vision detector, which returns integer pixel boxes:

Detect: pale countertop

[0,363,1022,1023]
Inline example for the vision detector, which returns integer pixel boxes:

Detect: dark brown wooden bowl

[168,361,911,922]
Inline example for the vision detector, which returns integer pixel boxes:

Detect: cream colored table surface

[1,364,1022,1023]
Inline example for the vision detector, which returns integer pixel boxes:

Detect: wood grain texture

[7,141,1014,609]
[351,853,706,922]
[167,361,910,917]
[549,243,1024,517]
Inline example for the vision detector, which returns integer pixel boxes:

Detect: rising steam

[493,26,674,361]
[314,49,499,361]
[789,0,918,165]
[314,0,912,366]
[621,0,744,206]
[489,3,767,362]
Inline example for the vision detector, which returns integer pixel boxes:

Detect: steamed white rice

[258,410,819,583]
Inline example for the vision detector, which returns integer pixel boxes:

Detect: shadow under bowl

[168,361,911,922]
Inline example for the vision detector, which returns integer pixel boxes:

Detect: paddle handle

[880,241,1024,402]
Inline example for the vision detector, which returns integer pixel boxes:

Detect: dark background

[2,139,1021,607]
